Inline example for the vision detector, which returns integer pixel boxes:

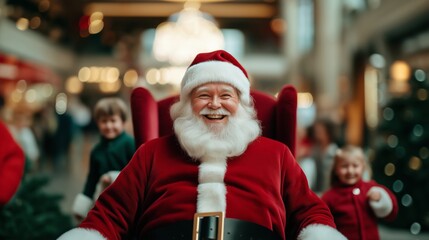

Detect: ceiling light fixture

[152,1,224,66]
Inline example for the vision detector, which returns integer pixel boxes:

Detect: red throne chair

[130,85,297,156]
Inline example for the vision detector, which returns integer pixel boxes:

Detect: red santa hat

[180,50,251,104]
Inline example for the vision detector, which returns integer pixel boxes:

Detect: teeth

[207,114,223,119]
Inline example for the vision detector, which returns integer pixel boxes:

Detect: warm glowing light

[99,81,121,93]
[153,5,224,66]
[390,60,411,82]
[79,66,122,83]
[389,60,411,94]
[90,12,104,22]
[16,80,27,92]
[105,67,120,83]
[55,93,68,115]
[89,67,101,82]
[161,67,186,85]
[89,20,104,34]
[364,67,378,128]
[16,18,29,31]
[123,69,139,87]
[25,89,37,103]
[11,91,23,103]
[270,18,284,35]
[297,92,313,108]
[384,163,395,176]
[66,76,84,94]
[146,68,161,85]
[409,156,422,170]
[78,67,91,82]
[38,0,50,12]
[40,84,54,98]
[30,17,41,29]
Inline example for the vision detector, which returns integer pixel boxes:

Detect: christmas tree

[372,69,429,233]
[0,174,72,239]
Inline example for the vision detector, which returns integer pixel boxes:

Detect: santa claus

[0,120,25,207]
[58,50,346,240]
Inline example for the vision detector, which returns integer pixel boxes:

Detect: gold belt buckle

[192,211,225,240]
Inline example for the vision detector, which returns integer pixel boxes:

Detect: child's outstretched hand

[100,174,112,189]
[367,188,381,202]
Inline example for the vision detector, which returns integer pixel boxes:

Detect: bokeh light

[401,194,413,207]
[412,124,423,137]
[123,69,139,87]
[16,18,29,31]
[390,60,411,82]
[55,93,68,115]
[384,163,395,176]
[387,135,398,148]
[419,147,429,159]
[414,69,426,82]
[392,180,404,193]
[417,89,427,100]
[383,107,394,121]
[410,222,421,235]
[408,156,422,171]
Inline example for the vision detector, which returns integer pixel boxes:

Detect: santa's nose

[208,97,221,109]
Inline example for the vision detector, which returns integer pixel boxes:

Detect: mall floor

[38,131,428,240]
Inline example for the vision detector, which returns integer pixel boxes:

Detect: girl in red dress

[322,145,398,240]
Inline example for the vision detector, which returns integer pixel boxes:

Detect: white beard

[170,98,261,213]
[170,100,261,161]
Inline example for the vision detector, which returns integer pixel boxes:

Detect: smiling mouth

[204,114,227,120]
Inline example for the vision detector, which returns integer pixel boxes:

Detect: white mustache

[199,108,231,116]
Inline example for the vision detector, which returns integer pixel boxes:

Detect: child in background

[72,97,135,222]
[321,145,398,240]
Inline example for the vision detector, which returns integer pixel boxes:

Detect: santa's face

[190,83,240,129]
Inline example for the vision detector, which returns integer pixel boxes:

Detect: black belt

[145,216,281,240]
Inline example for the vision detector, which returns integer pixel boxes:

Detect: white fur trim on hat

[72,193,94,218]
[297,224,347,240]
[57,228,107,240]
[181,61,250,104]
[197,161,227,213]
[368,186,393,218]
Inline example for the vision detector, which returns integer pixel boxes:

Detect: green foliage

[0,175,72,240]
[373,69,429,231]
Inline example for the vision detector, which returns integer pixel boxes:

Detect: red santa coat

[0,121,25,207]
[322,180,398,240]
[72,135,339,239]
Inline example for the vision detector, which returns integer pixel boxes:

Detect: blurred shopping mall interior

[1,0,429,239]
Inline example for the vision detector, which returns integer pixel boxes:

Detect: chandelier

[152,2,224,66]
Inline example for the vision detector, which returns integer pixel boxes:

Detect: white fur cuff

[297,224,347,240]
[72,193,94,218]
[368,186,393,218]
[57,228,106,240]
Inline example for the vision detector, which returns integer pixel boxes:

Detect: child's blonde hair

[93,97,128,122]
[330,145,367,186]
